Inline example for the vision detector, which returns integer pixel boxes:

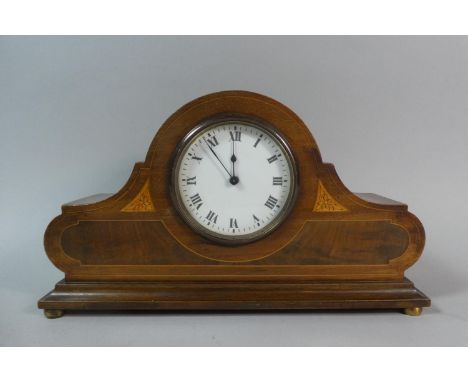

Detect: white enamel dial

[172,117,297,244]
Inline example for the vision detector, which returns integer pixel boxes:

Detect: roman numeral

[253,134,263,148]
[206,210,218,224]
[230,131,241,141]
[267,155,279,163]
[185,176,196,185]
[272,177,283,185]
[189,153,202,161]
[264,195,278,209]
[189,193,203,209]
[206,135,219,147]
[253,214,260,226]
[229,218,238,228]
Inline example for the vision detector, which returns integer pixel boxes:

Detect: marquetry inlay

[121,180,155,212]
[313,180,348,212]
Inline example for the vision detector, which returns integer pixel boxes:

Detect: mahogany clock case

[38,90,430,318]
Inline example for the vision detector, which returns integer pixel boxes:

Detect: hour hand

[230,140,239,185]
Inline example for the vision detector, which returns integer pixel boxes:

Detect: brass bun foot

[44,309,64,319]
[403,307,422,316]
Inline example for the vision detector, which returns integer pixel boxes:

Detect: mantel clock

[38,91,430,318]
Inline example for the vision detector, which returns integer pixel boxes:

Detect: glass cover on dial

[172,116,298,244]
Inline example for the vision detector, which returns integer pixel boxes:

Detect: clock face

[172,115,298,244]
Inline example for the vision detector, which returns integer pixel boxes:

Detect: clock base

[38,278,430,318]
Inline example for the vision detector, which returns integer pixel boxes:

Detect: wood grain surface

[38,91,430,315]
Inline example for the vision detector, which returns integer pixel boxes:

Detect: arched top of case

[144,90,323,166]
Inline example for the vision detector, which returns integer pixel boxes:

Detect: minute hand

[202,137,232,178]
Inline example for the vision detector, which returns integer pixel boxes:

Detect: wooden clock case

[38,91,430,318]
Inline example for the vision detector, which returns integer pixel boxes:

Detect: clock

[38,90,430,318]
[171,114,298,245]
